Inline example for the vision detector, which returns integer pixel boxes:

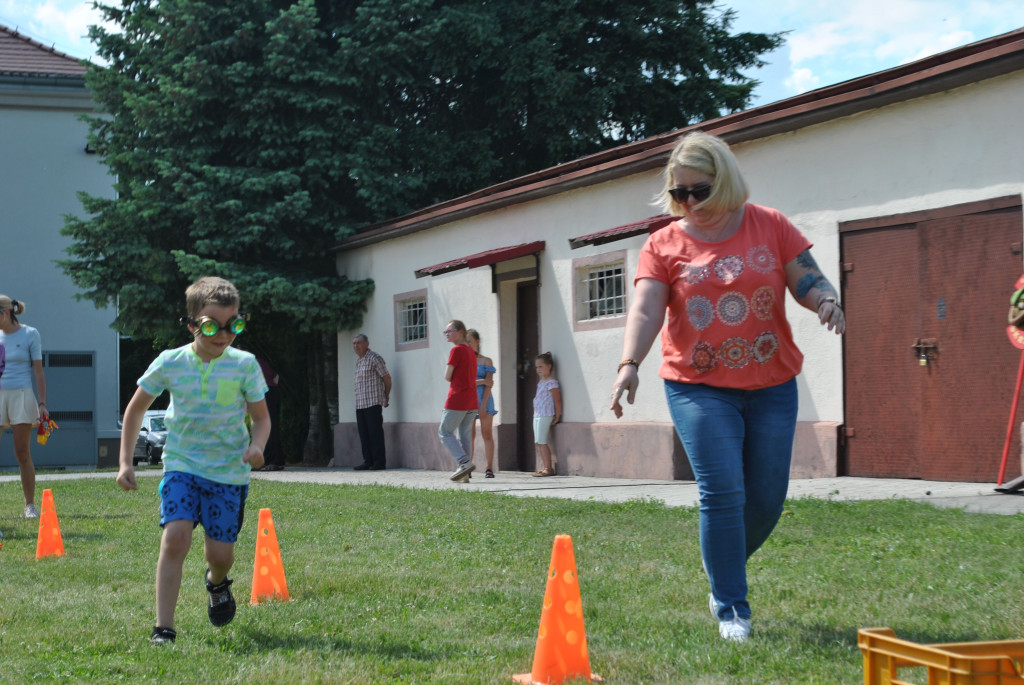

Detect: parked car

[133,410,168,466]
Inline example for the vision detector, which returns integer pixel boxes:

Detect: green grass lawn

[1,476,1022,684]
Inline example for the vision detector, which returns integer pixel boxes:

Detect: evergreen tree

[63,0,373,462]
[61,0,781,462]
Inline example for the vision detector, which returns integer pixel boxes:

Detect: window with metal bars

[580,263,625,320]
[398,298,427,343]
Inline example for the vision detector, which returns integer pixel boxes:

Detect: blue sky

[2,1,1023,109]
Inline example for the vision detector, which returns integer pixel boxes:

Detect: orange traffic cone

[35,489,65,560]
[514,535,601,684]
[250,508,289,604]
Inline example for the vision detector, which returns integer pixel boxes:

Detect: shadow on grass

[233,626,449,662]
[760,623,862,650]
[769,622,1012,652]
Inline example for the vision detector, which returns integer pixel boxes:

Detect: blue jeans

[438,409,478,464]
[665,378,797,620]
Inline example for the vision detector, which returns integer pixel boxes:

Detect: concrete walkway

[8,467,1023,515]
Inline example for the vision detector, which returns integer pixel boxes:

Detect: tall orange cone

[250,508,289,604]
[35,489,65,560]
[514,535,601,684]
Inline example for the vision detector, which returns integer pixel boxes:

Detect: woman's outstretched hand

[818,300,846,335]
[611,366,639,418]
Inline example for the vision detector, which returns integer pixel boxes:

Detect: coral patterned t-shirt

[636,203,812,390]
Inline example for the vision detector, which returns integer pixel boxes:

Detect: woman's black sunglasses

[668,183,713,204]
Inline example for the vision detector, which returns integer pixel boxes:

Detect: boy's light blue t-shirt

[139,343,268,485]
[0,325,41,389]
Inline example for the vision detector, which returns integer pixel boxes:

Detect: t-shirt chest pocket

[214,380,241,406]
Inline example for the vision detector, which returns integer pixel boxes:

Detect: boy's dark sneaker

[205,569,236,627]
[150,626,177,644]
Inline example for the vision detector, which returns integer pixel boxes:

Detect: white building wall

[734,70,1024,422]
[0,85,119,465]
[336,69,1024,474]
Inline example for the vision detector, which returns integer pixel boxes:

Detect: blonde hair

[185,277,240,317]
[657,131,749,217]
[0,295,25,323]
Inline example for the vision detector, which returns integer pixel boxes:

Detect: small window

[572,250,628,332]
[394,289,430,351]
[399,298,426,342]
[581,264,625,319]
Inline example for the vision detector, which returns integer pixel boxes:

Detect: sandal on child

[485,469,494,478]
[532,467,555,477]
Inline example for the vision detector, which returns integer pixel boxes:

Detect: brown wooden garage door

[841,196,1023,482]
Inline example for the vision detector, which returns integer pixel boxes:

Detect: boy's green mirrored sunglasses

[181,313,249,337]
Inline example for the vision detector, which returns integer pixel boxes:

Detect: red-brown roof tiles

[0,23,87,78]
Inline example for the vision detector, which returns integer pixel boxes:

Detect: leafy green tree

[62,0,781,463]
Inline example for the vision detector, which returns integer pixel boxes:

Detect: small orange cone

[250,508,289,604]
[514,535,601,684]
[35,489,65,560]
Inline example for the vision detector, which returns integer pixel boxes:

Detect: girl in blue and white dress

[467,330,497,478]
[532,352,561,477]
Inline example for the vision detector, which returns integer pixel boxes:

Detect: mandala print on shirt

[681,262,711,284]
[691,342,717,374]
[747,245,776,274]
[752,331,779,363]
[687,296,715,331]
[714,255,744,283]
[716,292,749,326]
[751,286,775,321]
[718,337,751,369]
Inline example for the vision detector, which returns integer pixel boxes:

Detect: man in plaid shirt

[352,334,392,470]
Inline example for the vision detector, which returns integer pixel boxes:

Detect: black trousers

[355,404,386,468]
[263,386,284,466]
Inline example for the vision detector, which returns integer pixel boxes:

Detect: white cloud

[0,0,107,60]
[904,30,977,62]
[784,67,820,94]
[32,0,99,46]
[722,0,1024,106]
[787,21,857,64]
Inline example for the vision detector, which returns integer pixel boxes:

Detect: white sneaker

[708,593,720,619]
[450,462,476,482]
[718,607,751,643]
[24,503,39,518]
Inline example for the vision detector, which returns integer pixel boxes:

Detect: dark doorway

[516,281,539,472]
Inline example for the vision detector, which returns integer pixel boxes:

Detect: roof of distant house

[0,23,87,79]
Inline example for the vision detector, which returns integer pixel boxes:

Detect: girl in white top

[0,295,49,518]
[532,352,561,477]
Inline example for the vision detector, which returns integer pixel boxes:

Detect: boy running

[117,277,269,644]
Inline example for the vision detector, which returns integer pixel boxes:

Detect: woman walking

[0,296,50,518]
[610,131,844,642]
[438,320,479,482]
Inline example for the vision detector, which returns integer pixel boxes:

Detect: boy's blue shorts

[158,471,248,543]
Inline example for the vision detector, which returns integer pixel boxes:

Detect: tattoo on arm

[796,273,828,299]
[795,250,819,270]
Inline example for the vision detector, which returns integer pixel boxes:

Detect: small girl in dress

[466,330,497,478]
[532,352,561,477]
